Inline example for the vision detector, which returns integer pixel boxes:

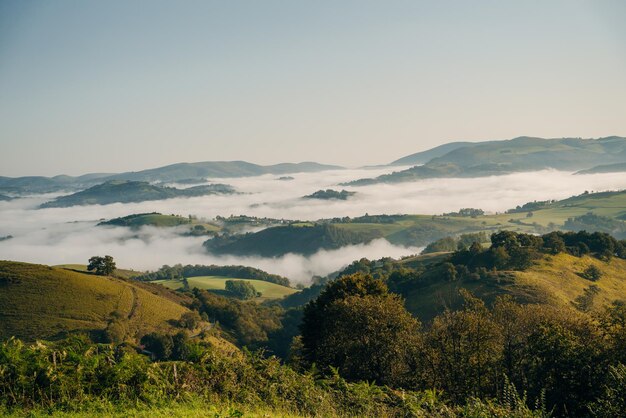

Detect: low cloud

[1,168,625,283]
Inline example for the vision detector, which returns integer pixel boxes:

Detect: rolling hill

[390,141,474,165]
[0,261,191,341]
[576,162,626,175]
[155,276,298,302]
[1,161,341,194]
[40,180,234,208]
[204,223,383,256]
[197,190,626,256]
[402,252,626,322]
[348,136,626,185]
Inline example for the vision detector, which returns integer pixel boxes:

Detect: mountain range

[348,136,626,185]
[0,161,342,195]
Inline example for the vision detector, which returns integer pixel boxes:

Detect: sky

[1,0,625,176]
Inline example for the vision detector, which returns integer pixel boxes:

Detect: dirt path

[127,287,139,320]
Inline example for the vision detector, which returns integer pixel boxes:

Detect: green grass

[55,264,143,279]
[402,253,626,322]
[0,261,190,341]
[156,276,298,302]
[1,400,306,417]
[329,191,626,247]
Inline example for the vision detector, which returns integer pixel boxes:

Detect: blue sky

[1,1,625,176]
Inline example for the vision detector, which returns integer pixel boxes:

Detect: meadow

[155,276,298,302]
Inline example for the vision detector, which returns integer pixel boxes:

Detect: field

[156,276,298,302]
[0,261,190,341]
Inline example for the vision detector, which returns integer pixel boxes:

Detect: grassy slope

[156,276,298,302]
[99,213,221,232]
[403,253,626,322]
[331,191,626,247]
[0,261,189,341]
[55,264,144,279]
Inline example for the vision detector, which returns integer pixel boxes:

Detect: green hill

[40,180,234,208]
[303,189,356,200]
[576,162,626,174]
[0,261,191,341]
[97,212,221,236]
[0,161,341,194]
[204,224,382,256]
[55,263,144,279]
[402,253,626,322]
[348,136,626,185]
[390,141,474,165]
[155,276,298,302]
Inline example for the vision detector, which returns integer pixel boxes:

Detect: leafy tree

[225,280,259,300]
[300,273,420,386]
[193,289,282,346]
[178,311,201,329]
[423,291,502,401]
[542,232,566,254]
[314,294,421,386]
[87,255,116,276]
[140,332,173,360]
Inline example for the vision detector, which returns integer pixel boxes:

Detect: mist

[1,167,625,283]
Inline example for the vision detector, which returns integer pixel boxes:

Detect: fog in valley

[1,167,625,283]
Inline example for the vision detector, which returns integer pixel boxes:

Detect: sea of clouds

[1,167,625,283]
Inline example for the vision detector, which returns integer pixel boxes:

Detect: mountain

[40,180,235,208]
[348,136,626,185]
[0,261,191,341]
[390,141,474,165]
[204,223,382,257]
[0,161,342,194]
[576,162,626,175]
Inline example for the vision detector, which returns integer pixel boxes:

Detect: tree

[140,332,173,360]
[225,280,259,300]
[423,290,502,401]
[178,311,201,329]
[300,273,420,387]
[87,255,116,276]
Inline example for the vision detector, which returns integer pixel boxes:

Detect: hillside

[0,161,341,194]
[204,223,382,256]
[40,180,234,208]
[576,162,626,174]
[253,190,626,255]
[402,253,626,321]
[0,261,191,341]
[98,212,221,235]
[155,276,298,302]
[348,136,626,185]
[55,263,145,279]
[390,141,474,165]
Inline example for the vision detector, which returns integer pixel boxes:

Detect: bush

[582,265,603,281]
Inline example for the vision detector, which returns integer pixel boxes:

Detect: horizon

[3,134,626,178]
[2,1,626,176]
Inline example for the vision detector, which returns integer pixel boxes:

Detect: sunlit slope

[156,276,298,302]
[55,263,143,279]
[403,253,626,321]
[0,261,189,341]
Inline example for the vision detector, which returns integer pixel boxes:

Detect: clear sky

[1,1,625,176]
